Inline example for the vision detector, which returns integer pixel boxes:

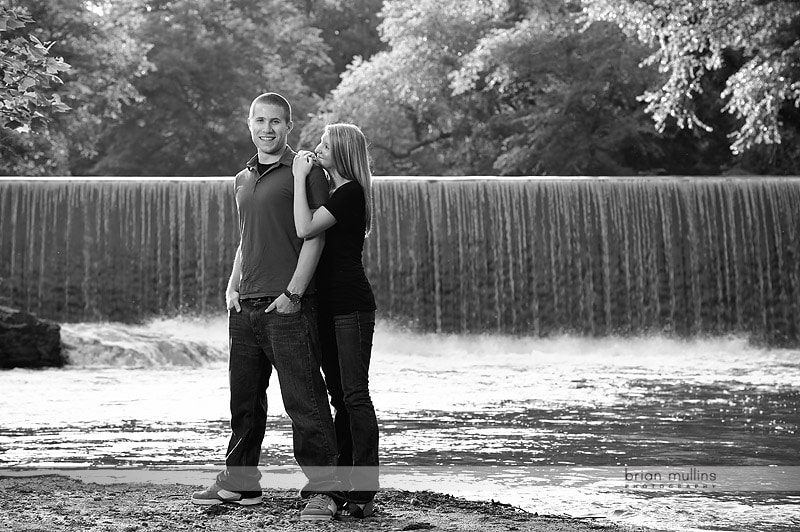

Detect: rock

[0,306,66,369]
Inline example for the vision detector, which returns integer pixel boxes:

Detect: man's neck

[257,147,285,165]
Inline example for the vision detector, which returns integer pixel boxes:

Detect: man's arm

[226,244,243,312]
[266,232,325,314]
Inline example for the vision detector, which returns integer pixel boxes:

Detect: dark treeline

[1,0,799,177]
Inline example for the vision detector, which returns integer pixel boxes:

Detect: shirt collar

[246,145,296,171]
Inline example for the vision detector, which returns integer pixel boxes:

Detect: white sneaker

[300,493,337,521]
[190,482,262,506]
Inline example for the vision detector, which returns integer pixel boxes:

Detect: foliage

[307,0,800,175]
[90,0,332,176]
[305,0,508,175]
[450,5,669,175]
[1,1,151,175]
[0,7,69,130]
[311,0,696,175]
[5,0,798,176]
[0,126,70,176]
[581,0,800,156]
[0,6,71,174]
[291,0,385,94]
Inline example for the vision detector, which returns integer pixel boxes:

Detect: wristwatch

[283,289,302,305]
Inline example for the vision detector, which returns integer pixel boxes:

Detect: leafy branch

[1,7,71,131]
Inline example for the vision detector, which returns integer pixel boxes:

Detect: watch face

[284,290,301,304]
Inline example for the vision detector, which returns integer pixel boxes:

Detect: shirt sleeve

[306,167,329,209]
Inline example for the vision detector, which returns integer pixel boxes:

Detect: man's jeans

[216,296,340,497]
[318,309,379,503]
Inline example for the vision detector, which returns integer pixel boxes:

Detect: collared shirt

[234,146,329,298]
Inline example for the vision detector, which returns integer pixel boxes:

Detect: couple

[190,92,378,521]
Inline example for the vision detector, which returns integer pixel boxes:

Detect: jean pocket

[274,308,302,317]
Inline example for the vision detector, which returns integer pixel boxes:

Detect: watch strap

[283,289,302,304]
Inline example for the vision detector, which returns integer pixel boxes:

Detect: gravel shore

[0,475,656,532]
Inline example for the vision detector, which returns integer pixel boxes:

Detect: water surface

[1,316,798,531]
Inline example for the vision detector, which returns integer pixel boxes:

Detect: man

[191,92,340,521]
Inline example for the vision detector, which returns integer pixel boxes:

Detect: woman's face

[314,131,333,171]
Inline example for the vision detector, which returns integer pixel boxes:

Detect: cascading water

[1,178,238,321]
[367,177,800,344]
[2,176,799,345]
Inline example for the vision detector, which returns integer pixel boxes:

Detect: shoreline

[0,473,658,532]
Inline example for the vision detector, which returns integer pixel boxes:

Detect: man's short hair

[249,92,292,123]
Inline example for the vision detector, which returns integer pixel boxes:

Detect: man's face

[248,102,292,157]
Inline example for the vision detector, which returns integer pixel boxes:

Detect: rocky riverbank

[0,475,657,532]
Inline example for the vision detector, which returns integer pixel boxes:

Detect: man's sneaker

[300,493,337,521]
[190,482,262,506]
[339,499,375,519]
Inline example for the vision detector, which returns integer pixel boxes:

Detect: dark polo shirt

[234,146,329,299]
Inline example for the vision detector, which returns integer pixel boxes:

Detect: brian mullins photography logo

[624,467,717,490]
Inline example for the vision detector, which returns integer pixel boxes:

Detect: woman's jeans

[216,296,340,498]
[318,309,379,503]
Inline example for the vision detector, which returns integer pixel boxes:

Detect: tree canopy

[3,0,799,176]
[310,0,800,175]
[0,7,69,130]
[1,1,151,175]
[581,0,800,168]
[311,0,681,175]
[1,6,71,175]
[89,0,333,176]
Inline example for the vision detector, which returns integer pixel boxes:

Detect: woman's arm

[293,151,337,238]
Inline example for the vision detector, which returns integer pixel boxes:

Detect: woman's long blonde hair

[326,123,374,236]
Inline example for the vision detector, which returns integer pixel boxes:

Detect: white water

[1,316,799,531]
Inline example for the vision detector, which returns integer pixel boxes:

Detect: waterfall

[2,176,799,345]
[363,177,800,344]
[0,178,237,322]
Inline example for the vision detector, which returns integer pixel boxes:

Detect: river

[1,315,798,531]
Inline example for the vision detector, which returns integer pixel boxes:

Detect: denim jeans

[216,296,340,498]
[318,309,379,503]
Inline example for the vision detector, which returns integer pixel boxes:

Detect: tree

[581,0,800,162]
[1,1,152,176]
[306,0,508,175]
[289,0,385,95]
[449,3,670,175]
[0,6,70,174]
[91,0,333,176]
[309,0,706,176]
[0,6,69,129]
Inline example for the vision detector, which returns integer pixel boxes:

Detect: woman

[292,123,378,518]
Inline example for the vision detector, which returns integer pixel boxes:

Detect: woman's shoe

[339,499,375,519]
